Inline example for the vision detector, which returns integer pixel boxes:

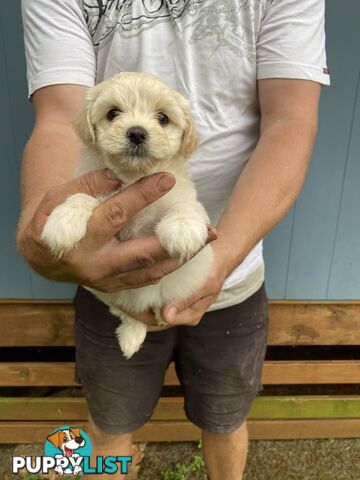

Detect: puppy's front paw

[41,193,99,258]
[73,465,83,475]
[156,214,208,260]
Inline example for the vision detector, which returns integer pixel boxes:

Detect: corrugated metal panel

[0,11,32,298]
[264,0,360,299]
[327,69,360,299]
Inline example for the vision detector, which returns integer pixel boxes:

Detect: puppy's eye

[157,112,169,126]
[107,108,122,121]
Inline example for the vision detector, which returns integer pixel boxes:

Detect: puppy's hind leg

[111,306,147,359]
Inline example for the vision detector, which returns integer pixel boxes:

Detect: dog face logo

[45,426,90,476]
[47,427,86,458]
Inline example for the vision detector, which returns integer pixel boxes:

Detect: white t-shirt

[22,0,330,290]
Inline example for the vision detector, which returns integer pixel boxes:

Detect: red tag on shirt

[323,67,330,75]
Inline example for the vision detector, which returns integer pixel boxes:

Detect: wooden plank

[1,301,360,346]
[1,396,360,422]
[167,361,360,386]
[0,363,76,387]
[0,304,75,346]
[1,419,360,443]
[262,361,360,385]
[247,419,360,440]
[1,361,359,386]
[0,397,187,422]
[268,302,360,345]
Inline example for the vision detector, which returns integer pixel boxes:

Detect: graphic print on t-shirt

[81,0,201,46]
[80,0,259,60]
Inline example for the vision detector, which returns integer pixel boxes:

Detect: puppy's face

[47,428,85,456]
[74,72,198,175]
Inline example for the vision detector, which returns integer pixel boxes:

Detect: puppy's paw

[156,215,208,260]
[115,314,147,359]
[41,193,99,258]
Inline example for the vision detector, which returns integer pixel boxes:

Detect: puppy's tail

[115,316,147,359]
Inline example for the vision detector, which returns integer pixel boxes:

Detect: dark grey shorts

[73,283,269,435]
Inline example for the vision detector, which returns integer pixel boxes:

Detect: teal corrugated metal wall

[0,1,359,300]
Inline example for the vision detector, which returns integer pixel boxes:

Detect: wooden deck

[0,301,359,442]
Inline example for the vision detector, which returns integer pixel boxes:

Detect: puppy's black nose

[127,126,148,145]
[75,436,83,445]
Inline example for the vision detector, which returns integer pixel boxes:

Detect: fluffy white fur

[41,72,213,358]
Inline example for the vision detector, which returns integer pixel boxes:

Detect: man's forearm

[17,123,82,236]
[17,84,88,239]
[216,117,318,275]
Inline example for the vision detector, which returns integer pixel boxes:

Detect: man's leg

[202,422,248,480]
[73,288,178,479]
[176,284,269,480]
[87,413,132,479]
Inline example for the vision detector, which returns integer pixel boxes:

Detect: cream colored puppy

[41,72,213,358]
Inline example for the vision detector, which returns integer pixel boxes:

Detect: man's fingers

[40,168,122,215]
[97,224,217,276]
[96,236,175,275]
[86,224,217,290]
[162,294,214,326]
[106,256,183,291]
[206,225,218,243]
[85,172,175,248]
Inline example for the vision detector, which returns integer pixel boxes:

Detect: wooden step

[2,418,360,443]
[1,360,359,386]
[1,301,359,346]
[0,396,359,421]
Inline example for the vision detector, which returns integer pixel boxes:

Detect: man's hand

[160,243,227,326]
[16,168,215,292]
[127,240,228,329]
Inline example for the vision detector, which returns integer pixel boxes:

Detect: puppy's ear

[72,88,97,148]
[70,427,81,438]
[47,430,63,449]
[181,113,199,157]
[175,93,199,157]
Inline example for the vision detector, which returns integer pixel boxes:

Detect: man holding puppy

[18,1,329,479]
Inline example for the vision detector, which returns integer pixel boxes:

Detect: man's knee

[88,413,133,449]
[202,419,248,442]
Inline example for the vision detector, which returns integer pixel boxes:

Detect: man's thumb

[40,168,121,215]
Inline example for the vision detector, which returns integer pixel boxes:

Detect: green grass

[162,454,205,480]
[20,476,43,480]
[162,442,205,480]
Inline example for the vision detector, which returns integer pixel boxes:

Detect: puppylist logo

[12,425,132,476]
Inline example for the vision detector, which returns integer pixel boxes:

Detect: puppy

[41,72,213,358]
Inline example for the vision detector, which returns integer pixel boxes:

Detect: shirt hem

[208,262,265,311]
[28,67,95,98]
[257,62,330,86]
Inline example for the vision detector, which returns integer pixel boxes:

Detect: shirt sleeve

[257,0,330,86]
[21,0,96,98]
